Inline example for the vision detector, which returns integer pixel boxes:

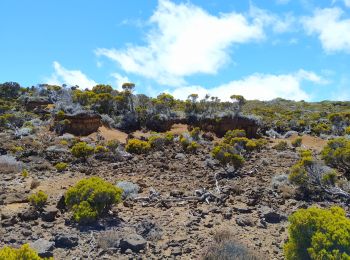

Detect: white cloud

[111,73,130,91]
[96,0,269,86]
[168,70,326,101]
[344,0,350,7]
[249,5,296,33]
[303,7,350,53]
[46,61,97,89]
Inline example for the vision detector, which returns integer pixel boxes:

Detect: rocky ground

[0,126,347,260]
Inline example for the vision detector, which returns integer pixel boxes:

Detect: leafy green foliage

[55,162,68,172]
[71,142,94,160]
[0,243,52,260]
[321,137,350,174]
[28,190,48,209]
[125,139,151,154]
[284,206,350,260]
[65,177,122,224]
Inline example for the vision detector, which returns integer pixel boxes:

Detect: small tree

[0,244,52,260]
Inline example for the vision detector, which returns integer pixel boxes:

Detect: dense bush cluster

[211,129,266,172]
[0,244,52,260]
[65,177,122,224]
[284,206,350,260]
[321,137,350,175]
[289,150,338,194]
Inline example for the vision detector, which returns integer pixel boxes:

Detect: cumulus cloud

[96,0,271,86]
[168,70,326,101]
[303,7,350,53]
[345,0,350,7]
[46,61,97,89]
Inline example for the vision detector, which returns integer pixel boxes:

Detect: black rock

[54,233,79,248]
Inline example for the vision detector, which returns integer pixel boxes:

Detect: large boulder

[54,111,101,136]
[30,238,54,258]
[120,234,147,253]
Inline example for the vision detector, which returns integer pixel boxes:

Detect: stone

[30,238,54,258]
[18,207,39,221]
[236,216,254,227]
[260,207,286,223]
[175,153,186,160]
[41,206,58,222]
[120,234,147,253]
[55,233,79,248]
[171,247,182,256]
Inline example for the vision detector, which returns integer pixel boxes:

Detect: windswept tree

[230,94,246,114]
[122,82,136,112]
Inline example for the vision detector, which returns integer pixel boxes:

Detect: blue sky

[0,0,349,101]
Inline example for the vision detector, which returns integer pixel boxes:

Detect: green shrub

[95,145,109,154]
[22,169,29,178]
[65,177,122,224]
[148,135,166,149]
[0,243,52,260]
[164,132,174,142]
[321,137,350,174]
[284,206,350,260]
[106,140,120,151]
[273,141,288,151]
[71,142,94,160]
[211,144,244,172]
[189,127,201,140]
[125,139,151,154]
[180,136,200,153]
[28,190,48,209]
[291,137,302,148]
[321,170,338,186]
[55,162,68,172]
[223,129,246,143]
[312,122,331,135]
[346,126,350,135]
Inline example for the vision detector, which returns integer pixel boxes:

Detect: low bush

[125,139,151,154]
[321,137,350,175]
[22,169,29,178]
[28,190,48,209]
[180,136,200,153]
[0,155,22,173]
[65,177,122,224]
[189,127,201,141]
[203,230,261,260]
[284,206,350,260]
[0,243,52,260]
[95,145,109,154]
[273,140,288,151]
[211,144,244,172]
[291,137,302,148]
[71,142,94,160]
[55,162,68,172]
[289,150,338,195]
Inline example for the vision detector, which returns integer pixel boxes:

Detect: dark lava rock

[41,206,58,222]
[54,233,79,248]
[261,207,286,223]
[18,207,39,221]
[120,234,147,253]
